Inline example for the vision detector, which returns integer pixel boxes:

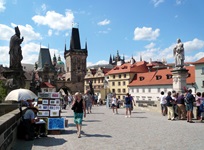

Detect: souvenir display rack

[37,92,65,133]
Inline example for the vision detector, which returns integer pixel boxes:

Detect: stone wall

[0,104,19,117]
[0,106,26,150]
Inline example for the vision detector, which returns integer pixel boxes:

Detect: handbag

[71,103,76,111]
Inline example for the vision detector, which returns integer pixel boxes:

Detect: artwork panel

[48,118,65,130]
[42,99,48,105]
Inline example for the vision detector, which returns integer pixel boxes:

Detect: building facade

[128,66,195,101]
[191,57,204,93]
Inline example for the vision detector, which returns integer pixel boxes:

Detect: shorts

[186,103,193,111]
[112,104,116,107]
[161,104,167,111]
[125,104,131,108]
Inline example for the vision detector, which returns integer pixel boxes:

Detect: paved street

[13,106,204,150]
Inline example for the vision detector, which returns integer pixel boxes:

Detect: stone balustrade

[0,104,26,150]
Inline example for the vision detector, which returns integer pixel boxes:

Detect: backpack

[125,97,131,104]
[185,93,195,104]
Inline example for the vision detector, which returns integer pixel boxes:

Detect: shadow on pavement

[89,112,105,114]
[132,111,146,114]
[83,120,101,122]
[81,131,112,138]
[34,137,67,147]
[129,116,148,119]
[62,129,77,134]
[13,137,67,150]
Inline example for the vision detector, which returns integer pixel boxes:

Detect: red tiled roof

[106,61,149,75]
[128,66,195,86]
[191,57,204,64]
[40,82,55,88]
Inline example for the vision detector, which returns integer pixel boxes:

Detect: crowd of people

[159,89,204,123]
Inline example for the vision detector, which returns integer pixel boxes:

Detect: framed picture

[50,110,60,117]
[38,104,43,110]
[50,100,56,105]
[37,111,49,117]
[55,99,60,105]
[48,118,65,130]
[42,99,48,105]
[43,105,49,110]
[49,105,55,110]
[51,92,60,98]
[55,106,61,110]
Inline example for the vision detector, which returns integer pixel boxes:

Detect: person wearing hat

[22,106,39,140]
[23,106,47,140]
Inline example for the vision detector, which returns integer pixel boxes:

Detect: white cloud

[65,32,69,37]
[87,60,109,67]
[152,0,164,7]
[133,27,160,41]
[129,38,204,65]
[21,42,40,64]
[176,0,182,5]
[0,46,9,66]
[0,0,6,12]
[0,24,13,40]
[0,24,41,42]
[10,23,42,43]
[145,42,156,49]
[98,28,111,34]
[41,3,47,12]
[48,29,52,36]
[97,19,110,26]
[32,10,74,31]
[184,38,204,52]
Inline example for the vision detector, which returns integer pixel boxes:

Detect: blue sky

[0,0,204,67]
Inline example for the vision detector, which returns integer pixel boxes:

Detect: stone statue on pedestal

[2,26,26,93]
[173,39,184,69]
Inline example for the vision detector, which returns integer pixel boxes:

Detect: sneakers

[125,115,131,118]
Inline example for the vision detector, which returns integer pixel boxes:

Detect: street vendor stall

[37,92,65,134]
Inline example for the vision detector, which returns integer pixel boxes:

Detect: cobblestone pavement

[13,106,204,150]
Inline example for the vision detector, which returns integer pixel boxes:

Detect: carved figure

[9,26,24,69]
[173,39,185,69]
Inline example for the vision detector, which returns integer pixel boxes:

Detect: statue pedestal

[2,68,26,93]
[171,68,189,93]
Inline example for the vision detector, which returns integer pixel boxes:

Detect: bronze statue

[9,26,24,69]
[173,39,185,69]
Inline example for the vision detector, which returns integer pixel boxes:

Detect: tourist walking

[159,91,167,116]
[185,89,195,123]
[125,93,132,118]
[71,92,86,138]
[166,91,175,121]
[84,90,93,114]
[111,94,118,114]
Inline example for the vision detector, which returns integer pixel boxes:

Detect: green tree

[0,80,7,103]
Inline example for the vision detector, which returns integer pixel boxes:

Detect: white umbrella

[5,89,38,102]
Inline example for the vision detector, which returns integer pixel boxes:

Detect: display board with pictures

[37,92,61,118]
